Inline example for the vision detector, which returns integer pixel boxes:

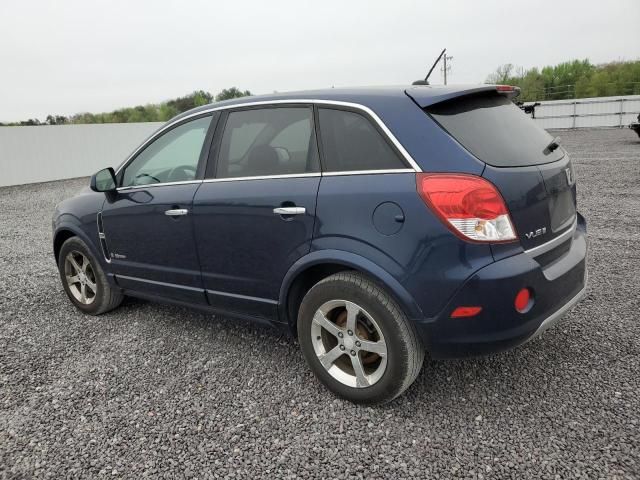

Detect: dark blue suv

[53,85,587,404]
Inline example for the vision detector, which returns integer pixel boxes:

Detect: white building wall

[0,122,162,187]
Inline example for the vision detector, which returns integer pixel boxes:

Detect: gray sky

[1,0,638,122]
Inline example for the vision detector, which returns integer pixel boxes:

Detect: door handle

[273,207,306,215]
[165,208,189,216]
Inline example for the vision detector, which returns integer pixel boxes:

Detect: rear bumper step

[527,275,587,341]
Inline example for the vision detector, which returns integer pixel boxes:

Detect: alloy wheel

[64,250,98,305]
[311,299,388,388]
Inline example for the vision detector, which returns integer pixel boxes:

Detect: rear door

[192,106,321,320]
[424,93,577,251]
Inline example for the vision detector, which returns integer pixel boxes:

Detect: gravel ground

[1,128,639,479]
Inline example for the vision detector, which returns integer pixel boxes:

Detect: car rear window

[426,94,564,167]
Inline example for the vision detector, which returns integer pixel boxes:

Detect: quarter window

[317,108,406,172]
[121,115,211,187]
[216,107,319,178]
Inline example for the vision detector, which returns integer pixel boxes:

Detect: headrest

[247,145,279,176]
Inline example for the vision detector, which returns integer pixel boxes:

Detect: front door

[192,106,320,320]
[101,114,214,303]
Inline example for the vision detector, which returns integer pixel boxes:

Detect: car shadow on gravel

[115,296,572,410]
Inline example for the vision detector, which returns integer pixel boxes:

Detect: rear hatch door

[413,89,576,251]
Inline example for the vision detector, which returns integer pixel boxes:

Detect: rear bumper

[526,279,586,340]
[417,213,587,359]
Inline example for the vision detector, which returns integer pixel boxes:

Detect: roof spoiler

[405,85,520,108]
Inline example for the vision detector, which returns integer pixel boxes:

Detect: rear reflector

[417,173,517,243]
[451,306,482,318]
[514,288,532,313]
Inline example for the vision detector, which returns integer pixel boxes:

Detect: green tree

[6,87,256,125]
[486,59,639,101]
[166,90,214,113]
[19,118,42,126]
[45,115,69,125]
[486,64,515,84]
[215,87,252,102]
[159,103,179,121]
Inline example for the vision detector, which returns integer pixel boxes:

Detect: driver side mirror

[90,167,117,192]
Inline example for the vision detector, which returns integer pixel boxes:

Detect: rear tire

[57,236,123,315]
[298,272,424,404]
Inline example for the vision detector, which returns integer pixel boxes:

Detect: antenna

[412,48,447,86]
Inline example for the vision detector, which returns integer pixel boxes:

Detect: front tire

[57,236,123,315]
[298,272,424,404]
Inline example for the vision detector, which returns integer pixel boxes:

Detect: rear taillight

[417,173,517,243]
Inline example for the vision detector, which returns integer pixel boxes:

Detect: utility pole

[412,48,451,86]
[442,53,453,85]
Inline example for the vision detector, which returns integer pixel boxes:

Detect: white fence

[0,122,162,187]
[530,95,640,129]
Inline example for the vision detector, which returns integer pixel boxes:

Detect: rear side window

[317,108,407,172]
[216,107,319,178]
[427,94,564,167]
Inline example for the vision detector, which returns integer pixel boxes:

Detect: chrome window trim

[113,168,417,190]
[524,217,577,258]
[113,99,423,178]
[116,179,203,192]
[323,168,415,176]
[203,172,321,183]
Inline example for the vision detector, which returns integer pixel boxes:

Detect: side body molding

[278,249,425,325]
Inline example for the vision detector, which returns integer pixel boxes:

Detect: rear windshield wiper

[543,136,561,155]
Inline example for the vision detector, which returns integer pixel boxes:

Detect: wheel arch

[53,228,78,263]
[279,250,424,334]
[53,224,104,267]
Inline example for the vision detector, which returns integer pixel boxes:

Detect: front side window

[216,107,319,178]
[317,108,406,172]
[122,115,211,187]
